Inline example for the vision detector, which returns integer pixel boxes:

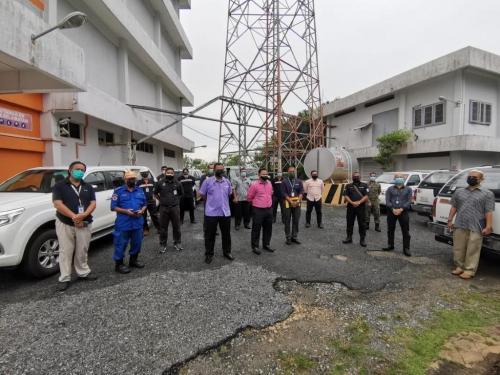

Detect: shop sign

[0,106,32,131]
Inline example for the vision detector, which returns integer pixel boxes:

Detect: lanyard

[70,184,83,207]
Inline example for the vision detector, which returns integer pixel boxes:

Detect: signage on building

[0,106,32,131]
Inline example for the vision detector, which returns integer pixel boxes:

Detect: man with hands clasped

[343,172,369,247]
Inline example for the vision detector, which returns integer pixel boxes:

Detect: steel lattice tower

[218,0,324,171]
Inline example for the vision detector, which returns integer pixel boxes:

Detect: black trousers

[204,216,231,257]
[180,196,195,223]
[387,210,411,249]
[283,205,301,240]
[346,204,366,238]
[159,205,181,245]
[234,201,251,227]
[251,207,273,247]
[272,196,285,223]
[143,201,160,230]
[306,199,322,226]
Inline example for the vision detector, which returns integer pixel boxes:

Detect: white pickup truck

[411,170,459,219]
[0,166,154,277]
[376,171,430,206]
[428,166,500,255]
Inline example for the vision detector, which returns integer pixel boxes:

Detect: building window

[133,140,154,154]
[59,122,81,139]
[470,100,492,125]
[413,102,446,128]
[98,130,114,145]
[164,148,175,158]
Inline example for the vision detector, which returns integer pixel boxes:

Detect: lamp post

[32,11,88,43]
[189,145,207,153]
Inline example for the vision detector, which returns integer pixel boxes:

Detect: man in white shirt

[304,170,324,228]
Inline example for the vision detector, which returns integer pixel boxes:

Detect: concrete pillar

[398,92,407,129]
[117,39,129,103]
[40,112,63,167]
[154,14,161,48]
[155,80,163,123]
[453,70,465,136]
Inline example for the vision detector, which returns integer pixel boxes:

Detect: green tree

[374,129,412,170]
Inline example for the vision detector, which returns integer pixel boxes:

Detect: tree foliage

[374,129,412,171]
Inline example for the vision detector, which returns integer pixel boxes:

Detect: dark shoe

[191,221,197,224]
[252,246,261,255]
[360,238,367,247]
[129,255,145,268]
[403,248,412,257]
[291,238,301,244]
[224,253,235,261]
[305,223,311,228]
[173,243,183,251]
[115,262,131,274]
[318,224,324,229]
[342,236,353,244]
[205,256,213,264]
[159,245,167,254]
[375,224,381,232]
[235,225,240,231]
[286,239,292,245]
[78,274,98,281]
[263,246,275,252]
[244,225,251,229]
[382,246,394,251]
[366,224,369,231]
[57,281,71,292]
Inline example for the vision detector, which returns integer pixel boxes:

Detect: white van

[0,166,154,277]
[376,171,430,206]
[428,166,500,255]
[412,170,459,219]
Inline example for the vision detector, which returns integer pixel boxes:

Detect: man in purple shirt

[199,162,235,264]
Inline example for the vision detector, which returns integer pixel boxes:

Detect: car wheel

[23,229,60,278]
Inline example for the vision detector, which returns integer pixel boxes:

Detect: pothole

[367,250,439,265]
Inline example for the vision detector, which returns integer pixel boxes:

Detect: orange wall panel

[0,94,43,112]
[0,149,43,183]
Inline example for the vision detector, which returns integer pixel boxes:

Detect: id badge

[291,192,295,197]
[78,205,84,214]
[174,190,177,196]
[395,200,399,205]
[145,188,149,193]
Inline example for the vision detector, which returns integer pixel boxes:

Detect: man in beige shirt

[304,170,324,228]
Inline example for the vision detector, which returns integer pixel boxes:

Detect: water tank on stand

[303,147,358,183]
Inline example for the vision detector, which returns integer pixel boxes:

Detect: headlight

[0,208,25,227]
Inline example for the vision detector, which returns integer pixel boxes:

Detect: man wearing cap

[111,170,147,274]
[137,167,159,236]
[178,168,197,224]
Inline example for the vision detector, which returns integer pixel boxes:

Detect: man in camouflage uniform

[366,172,381,232]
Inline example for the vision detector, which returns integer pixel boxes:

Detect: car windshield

[420,171,458,188]
[376,173,409,184]
[440,168,500,201]
[0,169,68,193]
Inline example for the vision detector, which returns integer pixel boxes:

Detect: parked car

[376,171,430,206]
[428,166,500,255]
[411,170,459,219]
[0,166,154,278]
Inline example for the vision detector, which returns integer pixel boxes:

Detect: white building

[324,46,500,178]
[2,0,194,175]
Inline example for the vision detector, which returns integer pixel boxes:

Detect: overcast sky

[181,0,500,162]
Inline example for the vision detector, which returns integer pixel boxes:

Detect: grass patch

[277,351,316,374]
[387,291,500,375]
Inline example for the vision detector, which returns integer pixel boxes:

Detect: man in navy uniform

[178,167,197,224]
[111,170,147,274]
[281,166,304,245]
[137,167,159,236]
[342,171,369,247]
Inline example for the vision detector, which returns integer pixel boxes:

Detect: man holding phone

[111,170,147,274]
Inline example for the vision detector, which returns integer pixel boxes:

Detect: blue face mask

[369,176,376,181]
[71,169,85,180]
[394,178,405,186]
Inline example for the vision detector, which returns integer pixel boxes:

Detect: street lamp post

[189,145,207,153]
[31,12,88,43]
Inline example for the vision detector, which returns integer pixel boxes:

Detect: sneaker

[174,243,183,251]
[159,245,167,254]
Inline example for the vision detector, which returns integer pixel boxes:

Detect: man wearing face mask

[447,170,495,279]
[111,170,147,274]
[365,172,382,232]
[304,170,324,229]
[137,167,160,236]
[281,166,304,245]
[272,172,285,223]
[232,168,252,230]
[178,168,197,224]
[53,161,97,291]
[155,167,184,253]
[383,173,412,256]
[343,172,369,247]
[247,168,274,254]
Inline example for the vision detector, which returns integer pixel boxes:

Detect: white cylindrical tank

[303,147,358,182]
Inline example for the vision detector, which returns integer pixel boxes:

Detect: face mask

[369,176,376,181]
[71,169,85,180]
[260,175,269,181]
[165,174,174,180]
[352,176,360,182]
[241,172,247,178]
[183,173,189,177]
[312,175,318,180]
[394,178,405,186]
[467,176,479,186]
[126,179,136,188]
[277,173,283,178]
[208,169,214,176]
[215,170,224,177]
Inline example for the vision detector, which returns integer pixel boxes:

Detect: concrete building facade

[324,47,500,178]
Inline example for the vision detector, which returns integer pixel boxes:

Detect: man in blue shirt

[383,173,412,256]
[281,166,304,245]
[111,170,147,273]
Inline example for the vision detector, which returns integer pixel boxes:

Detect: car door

[83,171,109,232]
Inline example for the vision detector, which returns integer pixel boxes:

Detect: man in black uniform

[154,167,184,253]
[342,171,368,247]
[137,167,159,236]
[178,168,196,224]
